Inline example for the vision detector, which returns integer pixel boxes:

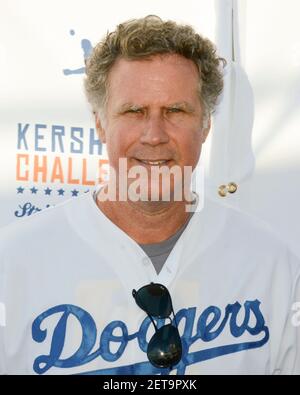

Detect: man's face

[96,53,210,201]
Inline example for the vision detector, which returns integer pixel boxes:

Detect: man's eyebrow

[118,103,144,112]
[117,101,195,112]
[167,102,195,112]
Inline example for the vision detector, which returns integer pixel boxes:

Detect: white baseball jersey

[0,190,299,375]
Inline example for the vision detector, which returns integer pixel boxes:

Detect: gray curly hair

[84,15,226,122]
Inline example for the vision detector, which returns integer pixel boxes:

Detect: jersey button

[142,257,150,266]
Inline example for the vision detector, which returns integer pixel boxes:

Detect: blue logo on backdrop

[32,300,269,375]
[63,30,92,76]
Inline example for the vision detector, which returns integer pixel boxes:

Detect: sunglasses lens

[136,283,172,318]
[147,324,182,368]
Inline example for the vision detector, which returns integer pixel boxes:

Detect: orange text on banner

[16,154,109,186]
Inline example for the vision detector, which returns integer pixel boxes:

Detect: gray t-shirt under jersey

[139,213,193,275]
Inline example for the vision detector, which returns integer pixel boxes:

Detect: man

[0,16,299,375]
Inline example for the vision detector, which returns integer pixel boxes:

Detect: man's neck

[96,192,191,244]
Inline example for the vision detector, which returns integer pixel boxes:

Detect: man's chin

[127,197,175,214]
[127,183,182,203]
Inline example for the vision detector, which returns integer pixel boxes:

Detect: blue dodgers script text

[32,300,269,375]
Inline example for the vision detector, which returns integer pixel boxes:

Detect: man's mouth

[134,159,171,166]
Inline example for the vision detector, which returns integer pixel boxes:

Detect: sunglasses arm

[146,312,158,331]
[171,304,179,328]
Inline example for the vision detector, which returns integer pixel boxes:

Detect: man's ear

[202,117,211,143]
[95,113,106,144]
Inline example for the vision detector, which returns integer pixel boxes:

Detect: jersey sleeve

[274,249,300,375]
[0,315,5,375]
[0,265,6,374]
[0,230,7,375]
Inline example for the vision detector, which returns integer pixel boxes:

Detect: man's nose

[140,115,169,146]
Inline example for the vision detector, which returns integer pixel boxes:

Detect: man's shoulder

[0,193,92,251]
[223,202,284,243]
[205,197,280,242]
[207,198,300,273]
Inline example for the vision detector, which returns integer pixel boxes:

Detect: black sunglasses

[132,282,182,369]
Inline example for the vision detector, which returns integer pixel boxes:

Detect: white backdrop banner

[0,0,300,258]
[0,0,217,225]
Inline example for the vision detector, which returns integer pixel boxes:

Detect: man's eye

[167,108,182,113]
[126,109,143,114]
